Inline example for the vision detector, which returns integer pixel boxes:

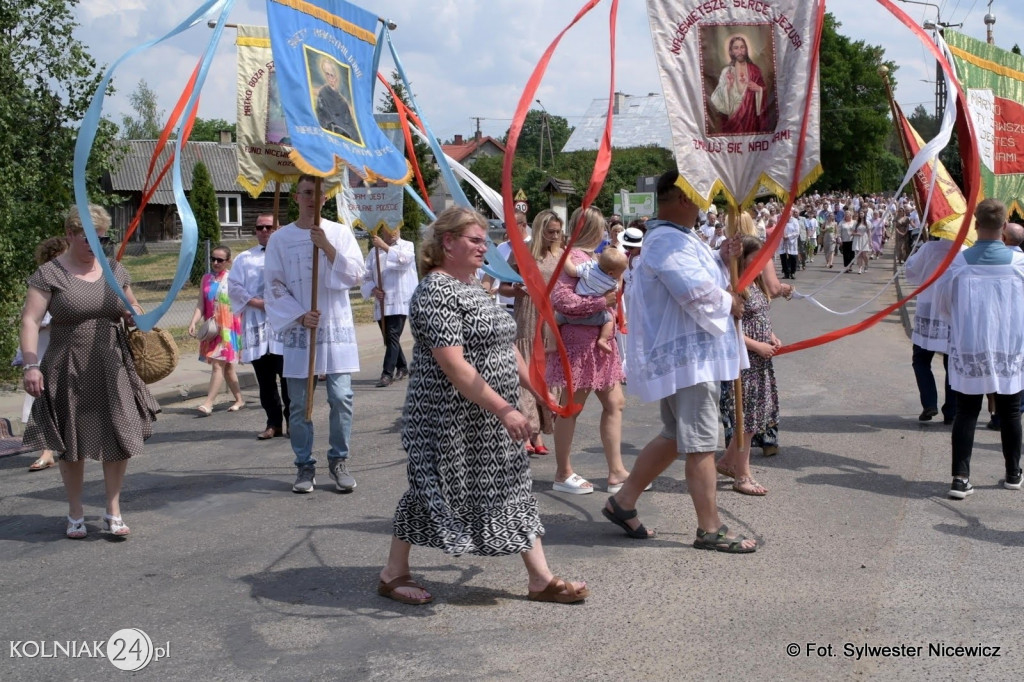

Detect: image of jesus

[709,35,769,135]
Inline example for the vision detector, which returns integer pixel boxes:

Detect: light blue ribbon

[382,27,522,284]
[73,0,237,331]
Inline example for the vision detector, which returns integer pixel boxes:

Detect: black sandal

[602,496,654,539]
[693,525,757,553]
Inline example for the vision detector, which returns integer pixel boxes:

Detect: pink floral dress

[199,271,242,363]
[545,249,625,391]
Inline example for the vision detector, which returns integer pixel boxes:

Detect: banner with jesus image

[647,0,821,209]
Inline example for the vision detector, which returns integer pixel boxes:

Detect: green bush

[188,161,221,285]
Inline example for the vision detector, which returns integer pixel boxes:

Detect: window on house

[217,195,242,226]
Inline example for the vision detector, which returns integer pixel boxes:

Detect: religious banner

[338,113,405,235]
[945,30,1024,216]
[892,100,976,246]
[266,0,410,184]
[645,0,821,209]
[235,24,298,196]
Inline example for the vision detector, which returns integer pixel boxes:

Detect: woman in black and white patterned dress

[377,207,588,606]
[21,204,159,539]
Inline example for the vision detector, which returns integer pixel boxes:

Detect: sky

[72,0,1024,143]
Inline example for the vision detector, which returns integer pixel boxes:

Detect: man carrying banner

[229,213,290,440]
[936,198,1024,499]
[265,175,366,494]
[361,228,417,387]
[603,170,757,553]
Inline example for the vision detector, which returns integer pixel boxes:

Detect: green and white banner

[946,30,1024,215]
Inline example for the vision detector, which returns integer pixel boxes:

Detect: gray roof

[561,93,672,153]
[541,177,576,194]
[107,140,282,204]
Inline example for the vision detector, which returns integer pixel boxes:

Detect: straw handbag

[125,322,179,384]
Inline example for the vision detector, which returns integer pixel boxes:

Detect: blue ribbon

[382,27,522,284]
[73,0,237,331]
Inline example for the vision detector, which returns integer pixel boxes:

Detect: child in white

[559,247,628,354]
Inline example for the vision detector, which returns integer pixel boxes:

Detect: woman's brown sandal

[528,577,589,603]
[377,575,433,605]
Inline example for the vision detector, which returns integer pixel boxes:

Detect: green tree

[377,70,439,245]
[813,12,897,192]
[188,161,221,285]
[506,109,574,169]
[0,0,119,379]
[189,118,236,142]
[120,79,162,139]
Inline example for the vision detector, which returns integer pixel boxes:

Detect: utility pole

[471,117,484,140]
[535,99,554,169]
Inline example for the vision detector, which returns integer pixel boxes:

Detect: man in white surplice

[935,198,1024,500]
[602,169,757,553]
[360,227,417,387]
[228,213,290,441]
[265,175,366,494]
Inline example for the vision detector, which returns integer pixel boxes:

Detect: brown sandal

[528,576,589,603]
[377,574,433,605]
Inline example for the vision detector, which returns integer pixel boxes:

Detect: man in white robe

[360,227,418,387]
[904,236,964,425]
[935,198,1024,499]
[265,175,367,494]
[603,169,757,553]
[229,213,290,440]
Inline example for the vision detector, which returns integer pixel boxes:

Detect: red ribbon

[775,0,980,355]
[377,73,433,214]
[502,0,619,418]
[116,62,201,261]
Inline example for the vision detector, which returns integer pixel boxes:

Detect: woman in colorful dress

[188,244,244,415]
[377,207,588,605]
[20,204,159,538]
[716,236,783,495]
[547,206,633,495]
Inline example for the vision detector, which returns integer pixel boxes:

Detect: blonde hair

[567,205,606,251]
[65,203,111,236]
[740,235,770,299]
[529,209,563,261]
[727,211,757,237]
[419,206,487,276]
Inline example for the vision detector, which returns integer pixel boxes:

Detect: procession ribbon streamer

[776,1,981,355]
[501,0,616,418]
[734,0,826,294]
[377,74,433,213]
[381,26,520,283]
[116,63,203,261]
[73,0,236,331]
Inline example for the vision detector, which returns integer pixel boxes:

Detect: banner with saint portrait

[337,113,406,237]
[235,24,299,196]
[646,0,822,209]
[266,0,410,184]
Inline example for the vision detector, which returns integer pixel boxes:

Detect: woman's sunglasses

[210,257,228,264]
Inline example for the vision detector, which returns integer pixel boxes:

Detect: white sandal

[103,514,130,537]
[552,473,594,495]
[66,516,87,539]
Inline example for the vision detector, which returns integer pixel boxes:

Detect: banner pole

[726,207,745,452]
[305,177,321,421]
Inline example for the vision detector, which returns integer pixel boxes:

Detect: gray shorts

[659,381,721,455]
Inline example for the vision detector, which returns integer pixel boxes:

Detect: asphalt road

[1,254,1020,681]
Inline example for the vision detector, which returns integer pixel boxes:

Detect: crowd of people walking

[16,169,1021,608]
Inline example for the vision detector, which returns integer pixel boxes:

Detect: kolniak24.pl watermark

[9,628,168,671]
